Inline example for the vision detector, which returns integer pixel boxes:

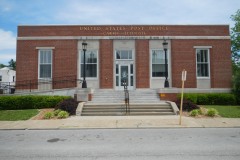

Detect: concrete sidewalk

[0,115,240,130]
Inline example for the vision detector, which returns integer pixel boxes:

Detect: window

[116,50,132,60]
[0,75,2,81]
[151,50,167,77]
[196,49,209,77]
[39,50,52,79]
[81,50,98,78]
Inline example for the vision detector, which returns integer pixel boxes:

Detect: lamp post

[82,41,87,88]
[162,39,169,88]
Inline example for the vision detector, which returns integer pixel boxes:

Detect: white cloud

[50,0,239,26]
[0,29,16,50]
[0,29,16,64]
[0,50,16,65]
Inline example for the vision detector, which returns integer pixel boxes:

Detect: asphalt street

[0,128,240,160]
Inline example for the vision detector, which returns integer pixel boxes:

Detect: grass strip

[203,105,240,118]
[0,109,39,121]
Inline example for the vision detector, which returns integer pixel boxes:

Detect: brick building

[16,25,232,98]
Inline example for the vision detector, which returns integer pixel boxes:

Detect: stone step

[128,112,176,116]
[81,112,126,116]
[79,89,174,116]
[81,112,175,116]
[81,102,176,116]
[83,108,172,112]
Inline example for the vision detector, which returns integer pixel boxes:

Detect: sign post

[179,69,187,125]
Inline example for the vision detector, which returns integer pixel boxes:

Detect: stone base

[74,88,94,102]
[159,93,178,102]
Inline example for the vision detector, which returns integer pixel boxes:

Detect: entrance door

[115,63,134,90]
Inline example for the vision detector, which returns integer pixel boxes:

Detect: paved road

[0,128,240,160]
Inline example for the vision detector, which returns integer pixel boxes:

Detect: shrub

[177,94,197,104]
[175,99,199,112]
[43,112,54,119]
[196,94,209,105]
[0,95,71,110]
[198,107,207,115]
[207,108,218,117]
[177,93,236,105]
[190,109,199,117]
[53,109,62,116]
[55,98,78,115]
[232,71,240,104]
[57,111,69,119]
[207,94,236,105]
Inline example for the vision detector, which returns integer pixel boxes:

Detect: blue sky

[0,0,240,65]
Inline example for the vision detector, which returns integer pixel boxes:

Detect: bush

[207,108,218,117]
[232,71,240,104]
[178,93,236,105]
[57,111,69,119]
[43,112,54,119]
[190,109,199,117]
[198,107,207,115]
[181,94,198,104]
[175,99,199,112]
[53,109,62,116]
[0,95,71,110]
[55,98,78,115]
[196,94,209,105]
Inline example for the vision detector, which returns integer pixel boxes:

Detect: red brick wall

[18,25,229,37]
[171,39,232,88]
[16,40,38,83]
[99,40,113,88]
[209,39,232,88]
[171,40,197,88]
[135,40,150,88]
[16,40,78,89]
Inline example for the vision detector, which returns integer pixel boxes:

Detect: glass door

[115,63,134,90]
[120,65,129,88]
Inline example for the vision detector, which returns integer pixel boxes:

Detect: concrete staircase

[88,89,161,104]
[80,89,178,116]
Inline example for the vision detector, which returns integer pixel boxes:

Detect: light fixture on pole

[162,39,169,88]
[82,41,87,88]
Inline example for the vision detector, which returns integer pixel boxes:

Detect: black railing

[123,80,130,115]
[12,75,82,93]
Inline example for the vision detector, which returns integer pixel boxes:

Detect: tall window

[0,75,2,81]
[151,50,166,77]
[39,50,52,79]
[81,50,98,78]
[196,49,210,77]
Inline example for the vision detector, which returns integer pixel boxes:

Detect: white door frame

[115,62,134,90]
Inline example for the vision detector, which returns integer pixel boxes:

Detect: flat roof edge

[17,24,230,27]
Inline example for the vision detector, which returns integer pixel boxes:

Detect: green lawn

[0,109,39,121]
[203,105,240,118]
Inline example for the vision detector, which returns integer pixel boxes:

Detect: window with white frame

[80,50,98,78]
[151,50,167,77]
[115,50,133,60]
[196,49,210,77]
[39,50,52,79]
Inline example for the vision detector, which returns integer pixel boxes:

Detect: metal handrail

[123,80,130,115]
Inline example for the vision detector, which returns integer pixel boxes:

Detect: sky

[0,0,239,65]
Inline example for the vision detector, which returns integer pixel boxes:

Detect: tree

[231,9,240,67]
[8,59,16,70]
[0,64,6,69]
[231,10,240,104]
